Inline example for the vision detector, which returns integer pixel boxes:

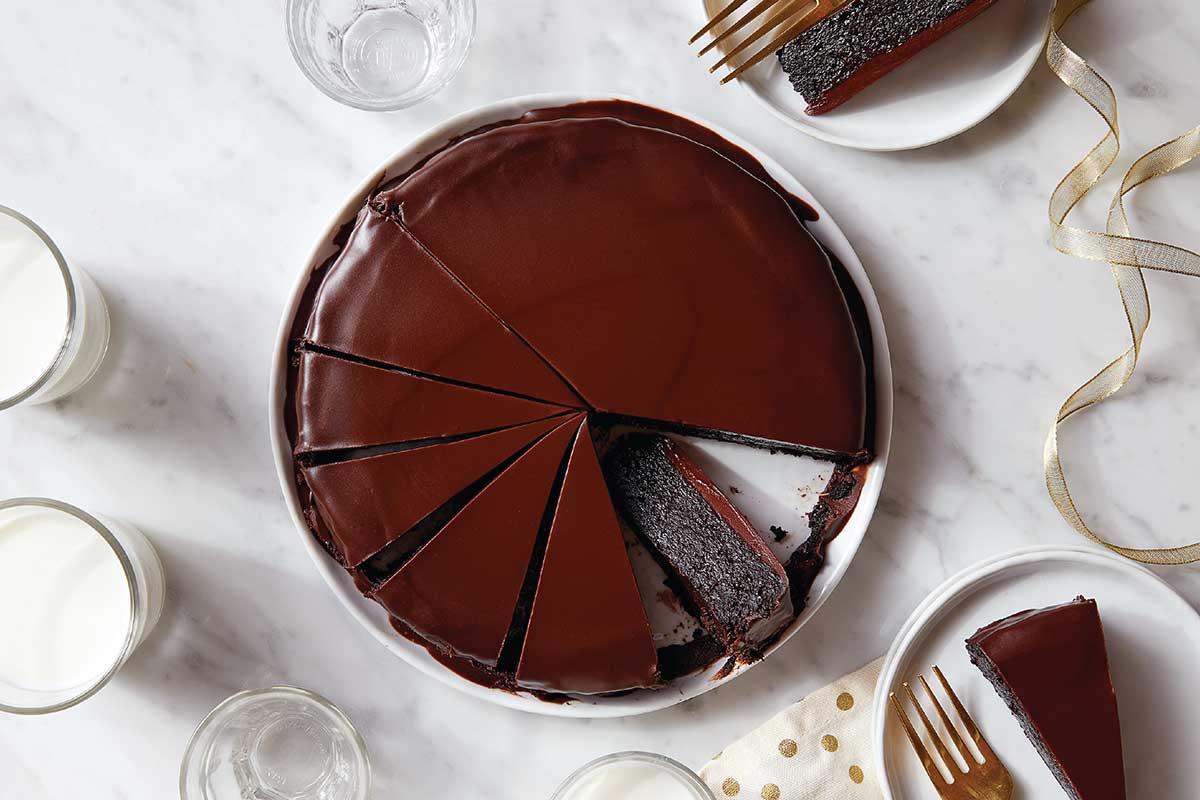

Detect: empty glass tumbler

[286,0,476,111]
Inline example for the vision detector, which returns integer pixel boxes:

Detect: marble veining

[2,1,1199,797]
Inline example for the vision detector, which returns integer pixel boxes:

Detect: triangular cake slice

[966,597,1125,800]
[516,420,659,694]
[370,413,582,667]
[293,349,568,453]
[300,414,568,567]
[303,208,580,406]
[604,433,788,648]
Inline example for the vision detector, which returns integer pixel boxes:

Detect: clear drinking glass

[286,0,476,111]
[552,751,717,800]
[180,686,371,800]
[0,498,166,714]
[0,207,110,410]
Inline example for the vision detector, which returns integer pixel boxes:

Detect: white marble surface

[2,1,1199,797]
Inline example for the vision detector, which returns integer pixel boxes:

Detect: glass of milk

[0,206,110,410]
[553,752,717,800]
[0,498,165,714]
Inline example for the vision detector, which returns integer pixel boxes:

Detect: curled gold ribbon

[1044,0,1200,564]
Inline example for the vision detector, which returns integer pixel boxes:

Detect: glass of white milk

[0,498,165,714]
[553,752,717,800]
[0,206,110,410]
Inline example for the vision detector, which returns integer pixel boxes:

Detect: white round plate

[269,93,893,717]
[873,546,1200,798]
[700,0,1052,151]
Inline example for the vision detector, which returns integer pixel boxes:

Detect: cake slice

[777,0,1001,115]
[516,420,659,693]
[604,433,788,648]
[300,414,568,566]
[370,414,581,667]
[966,597,1125,800]
[292,349,568,453]
[303,208,580,406]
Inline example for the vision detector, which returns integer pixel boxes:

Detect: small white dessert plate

[873,546,1200,799]
[699,0,1052,151]
[270,93,893,718]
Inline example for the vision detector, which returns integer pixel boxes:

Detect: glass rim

[0,206,76,411]
[551,751,717,800]
[180,685,372,800]
[283,0,478,112]
[0,497,141,715]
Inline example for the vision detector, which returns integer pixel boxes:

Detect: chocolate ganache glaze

[286,100,877,697]
[375,114,866,456]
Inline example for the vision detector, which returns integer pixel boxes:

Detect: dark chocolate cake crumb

[605,434,788,647]
[770,525,790,543]
[777,0,997,114]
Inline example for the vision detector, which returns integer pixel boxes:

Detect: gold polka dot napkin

[701,659,883,799]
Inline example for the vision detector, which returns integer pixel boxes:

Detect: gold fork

[889,665,1013,800]
[690,0,856,84]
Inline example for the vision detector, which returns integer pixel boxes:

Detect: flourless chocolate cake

[286,100,878,696]
[605,434,787,648]
[778,0,1001,115]
[966,598,1125,800]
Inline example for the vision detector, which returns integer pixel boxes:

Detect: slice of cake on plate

[966,597,1125,800]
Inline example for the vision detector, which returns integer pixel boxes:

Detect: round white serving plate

[699,0,1052,151]
[873,545,1200,798]
[269,93,893,717]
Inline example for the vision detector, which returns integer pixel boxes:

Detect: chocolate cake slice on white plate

[778,0,1003,114]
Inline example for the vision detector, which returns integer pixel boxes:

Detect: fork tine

[903,681,963,778]
[697,0,783,57]
[718,4,820,84]
[708,0,813,70]
[689,0,753,44]
[889,692,950,794]
[933,665,1002,763]
[918,673,978,767]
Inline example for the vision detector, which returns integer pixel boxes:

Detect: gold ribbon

[1043,0,1200,564]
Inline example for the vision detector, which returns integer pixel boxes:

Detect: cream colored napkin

[701,659,883,800]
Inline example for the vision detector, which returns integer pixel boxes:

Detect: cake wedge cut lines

[300,415,570,567]
[371,413,583,668]
[302,208,581,407]
[516,420,659,693]
[293,348,571,453]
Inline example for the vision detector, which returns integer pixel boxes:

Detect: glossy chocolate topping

[371,414,582,666]
[301,414,568,566]
[967,598,1125,800]
[377,115,866,454]
[286,100,878,696]
[303,208,580,406]
[293,349,569,453]
[517,420,659,693]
